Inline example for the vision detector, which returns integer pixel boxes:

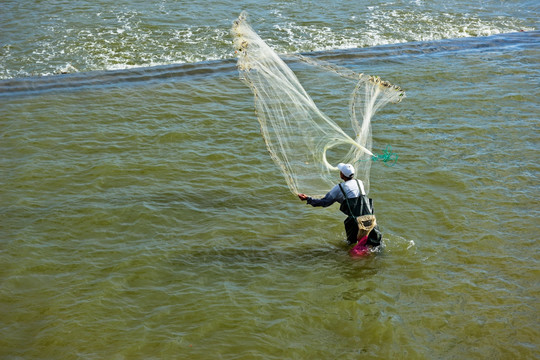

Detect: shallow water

[1,1,539,359]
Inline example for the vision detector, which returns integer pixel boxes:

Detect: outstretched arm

[297,190,337,208]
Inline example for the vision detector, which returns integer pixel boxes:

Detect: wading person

[297,163,381,255]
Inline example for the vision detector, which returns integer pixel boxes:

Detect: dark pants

[344,217,382,246]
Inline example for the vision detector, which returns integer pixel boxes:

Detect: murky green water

[1,1,539,358]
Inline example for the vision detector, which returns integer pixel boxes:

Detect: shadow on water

[0,58,238,97]
[167,234,418,280]
[1,31,537,98]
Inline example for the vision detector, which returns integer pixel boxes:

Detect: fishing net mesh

[232,12,404,196]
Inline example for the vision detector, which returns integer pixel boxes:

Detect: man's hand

[298,193,309,201]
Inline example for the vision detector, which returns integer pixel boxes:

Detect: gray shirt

[307,179,365,208]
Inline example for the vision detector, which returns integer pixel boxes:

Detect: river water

[1,1,539,359]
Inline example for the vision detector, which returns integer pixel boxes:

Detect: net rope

[232,12,404,196]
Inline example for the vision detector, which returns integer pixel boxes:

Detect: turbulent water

[1,0,538,79]
[1,1,539,359]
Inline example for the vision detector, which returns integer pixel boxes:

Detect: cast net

[232,11,404,196]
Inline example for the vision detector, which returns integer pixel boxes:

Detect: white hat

[337,163,355,177]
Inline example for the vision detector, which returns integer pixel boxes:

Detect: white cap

[337,163,355,177]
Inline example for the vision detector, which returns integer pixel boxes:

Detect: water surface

[1,2,539,359]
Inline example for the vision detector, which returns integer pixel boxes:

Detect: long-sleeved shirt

[307,179,366,208]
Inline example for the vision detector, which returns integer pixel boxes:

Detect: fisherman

[297,163,381,254]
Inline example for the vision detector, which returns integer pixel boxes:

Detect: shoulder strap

[355,179,373,213]
[355,179,364,195]
[338,182,347,198]
[338,183,358,223]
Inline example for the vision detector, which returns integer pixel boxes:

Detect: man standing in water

[297,163,381,252]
